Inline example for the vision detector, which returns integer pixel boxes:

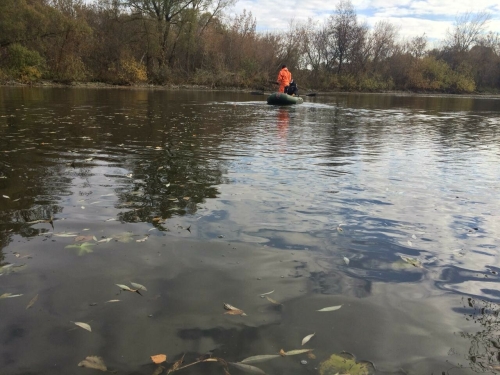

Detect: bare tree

[405,34,427,58]
[326,0,361,74]
[445,11,491,52]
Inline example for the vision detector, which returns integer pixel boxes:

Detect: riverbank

[2,79,500,98]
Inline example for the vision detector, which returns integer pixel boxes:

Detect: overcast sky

[228,0,500,43]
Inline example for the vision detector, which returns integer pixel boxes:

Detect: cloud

[228,0,500,41]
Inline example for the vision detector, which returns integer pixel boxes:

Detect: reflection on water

[0,87,499,374]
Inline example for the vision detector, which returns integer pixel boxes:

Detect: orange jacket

[277,67,291,87]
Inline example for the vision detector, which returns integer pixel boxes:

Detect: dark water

[1,87,499,375]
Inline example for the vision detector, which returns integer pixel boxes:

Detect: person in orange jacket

[277,65,292,93]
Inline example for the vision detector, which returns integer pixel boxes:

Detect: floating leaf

[65,242,95,256]
[343,257,350,265]
[136,236,148,242]
[319,352,375,375]
[116,284,142,296]
[259,290,274,297]
[317,305,342,312]
[75,235,95,242]
[116,284,135,291]
[106,299,120,303]
[151,354,167,364]
[78,356,107,371]
[266,296,282,305]
[224,303,247,316]
[74,322,92,332]
[400,256,422,268]
[281,349,313,356]
[26,294,38,309]
[224,309,246,316]
[2,195,10,199]
[307,352,316,359]
[240,355,280,364]
[54,232,78,237]
[229,362,266,374]
[302,333,315,346]
[131,282,148,291]
[167,354,185,374]
[112,232,134,243]
[0,293,23,299]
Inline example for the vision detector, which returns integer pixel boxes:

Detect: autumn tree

[325,0,362,75]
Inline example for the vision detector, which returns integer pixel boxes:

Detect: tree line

[1,0,499,93]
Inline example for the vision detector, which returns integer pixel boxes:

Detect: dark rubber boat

[267,92,304,105]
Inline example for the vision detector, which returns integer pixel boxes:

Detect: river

[0,87,499,375]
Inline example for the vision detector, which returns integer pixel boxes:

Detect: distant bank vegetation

[1,0,499,94]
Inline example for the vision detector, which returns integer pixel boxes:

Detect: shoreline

[2,79,500,99]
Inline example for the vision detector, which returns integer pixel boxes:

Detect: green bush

[4,43,45,82]
[50,55,87,83]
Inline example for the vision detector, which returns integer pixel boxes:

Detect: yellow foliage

[20,66,42,83]
[118,57,147,84]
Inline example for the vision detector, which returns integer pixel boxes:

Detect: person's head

[281,65,286,69]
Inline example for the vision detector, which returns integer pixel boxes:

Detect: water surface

[1,87,500,375]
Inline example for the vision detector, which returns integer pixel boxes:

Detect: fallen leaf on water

[281,349,313,356]
[229,362,266,374]
[106,299,121,303]
[75,235,95,242]
[74,322,92,332]
[240,355,281,364]
[318,351,375,375]
[302,333,315,346]
[97,238,112,243]
[112,232,134,243]
[136,236,148,242]
[78,356,107,371]
[266,296,282,305]
[3,195,10,199]
[0,293,23,299]
[131,282,148,291]
[307,352,316,359]
[317,305,342,312]
[26,294,38,309]
[400,256,423,268]
[343,257,350,265]
[259,290,274,297]
[224,303,247,316]
[167,354,185,374]
[225,309,246,316]
[65,242,95,256]
[151,354,167,364]
[54,232,78,237]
